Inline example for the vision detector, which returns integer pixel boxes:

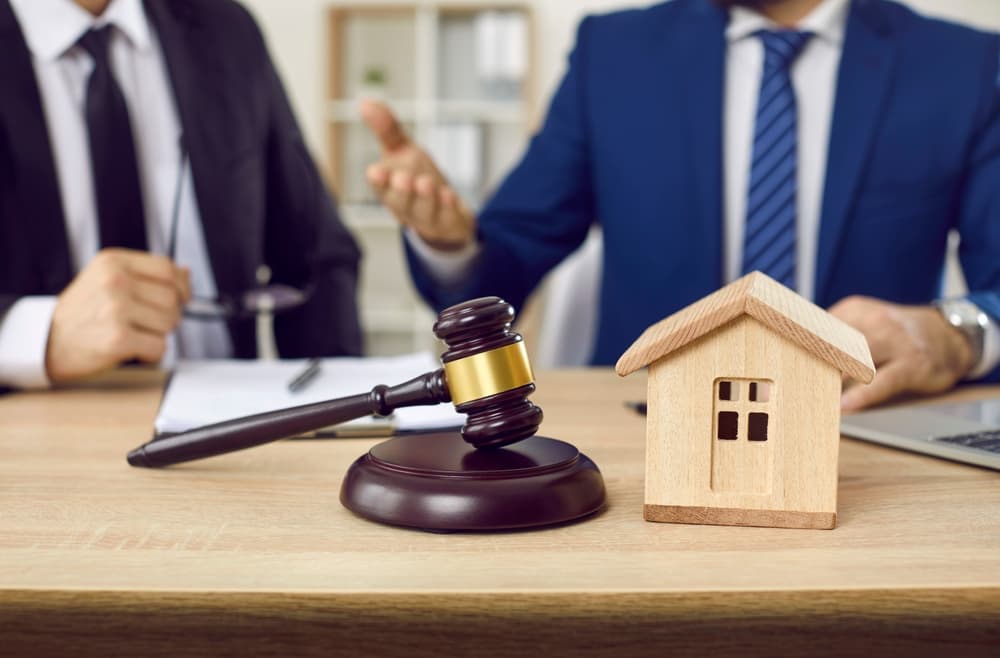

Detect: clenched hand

[46,249,191,383]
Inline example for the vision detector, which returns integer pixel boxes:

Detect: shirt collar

[725,0,850,46]
[9,0,152,62]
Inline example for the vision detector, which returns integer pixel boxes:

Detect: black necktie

[78,26,148,251]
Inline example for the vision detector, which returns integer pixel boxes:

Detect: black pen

[625,401,647,416]
[287,358,322,393]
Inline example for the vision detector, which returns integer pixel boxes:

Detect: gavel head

[433,297,543,449]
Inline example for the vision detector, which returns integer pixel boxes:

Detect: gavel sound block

[126,297,606,532]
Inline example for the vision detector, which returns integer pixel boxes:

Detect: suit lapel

[815,0,897,302]
[0,1,74,292]
[677,0,727,289]
[144,0,260,356]
[143,0,249,298]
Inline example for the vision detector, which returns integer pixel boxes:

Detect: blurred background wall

[237,0,1000,357]
[244,0,1000,172]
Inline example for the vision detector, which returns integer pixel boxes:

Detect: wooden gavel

[127,297,544,468]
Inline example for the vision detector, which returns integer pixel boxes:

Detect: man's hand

[45,249,192,383]
[829,296,975,411]
[360,99,477,251]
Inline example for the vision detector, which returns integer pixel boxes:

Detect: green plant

[363,66,387,86]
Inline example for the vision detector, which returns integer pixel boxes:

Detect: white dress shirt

[723,0,847,300]
[409,0,999,376]
[0,0,232,388]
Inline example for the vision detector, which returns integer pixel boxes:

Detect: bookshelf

[326,2,534,355]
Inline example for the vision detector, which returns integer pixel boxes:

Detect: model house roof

[615,272,876,382]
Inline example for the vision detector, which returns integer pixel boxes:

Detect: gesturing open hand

[360,99,476,251]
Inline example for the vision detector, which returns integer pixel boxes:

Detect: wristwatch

[934,298,989,370]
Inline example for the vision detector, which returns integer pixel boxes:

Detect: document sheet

[155,353,463,436]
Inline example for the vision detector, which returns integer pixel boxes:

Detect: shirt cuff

[0,296,57,389]
[969,307,1000,380]
[403,228,481,288]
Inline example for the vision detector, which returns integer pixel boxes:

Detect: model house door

[711,379,774,494]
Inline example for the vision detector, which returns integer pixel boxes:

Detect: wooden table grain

[1,369,998,657]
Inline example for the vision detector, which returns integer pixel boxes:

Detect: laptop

[840,397,1000,471]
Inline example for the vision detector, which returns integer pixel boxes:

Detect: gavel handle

[127,369,451,468]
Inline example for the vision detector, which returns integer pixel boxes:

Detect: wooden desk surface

[1,369,998,657]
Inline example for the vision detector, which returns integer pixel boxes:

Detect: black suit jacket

[0,0,362,360]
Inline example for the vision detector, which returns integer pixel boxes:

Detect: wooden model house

[616,272,875,530]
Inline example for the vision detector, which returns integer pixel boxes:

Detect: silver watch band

[934,298,988,369]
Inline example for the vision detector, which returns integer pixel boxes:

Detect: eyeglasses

[182,279,311,320]
[167,141,311,320]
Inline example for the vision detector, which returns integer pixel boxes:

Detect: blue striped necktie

[741,30,813,290]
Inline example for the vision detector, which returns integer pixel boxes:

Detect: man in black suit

[0,0,361,388]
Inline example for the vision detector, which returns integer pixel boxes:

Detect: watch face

[947,301,988,329]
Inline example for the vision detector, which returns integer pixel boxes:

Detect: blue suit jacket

[408,0,1000,379]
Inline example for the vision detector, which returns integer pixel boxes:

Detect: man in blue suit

[361,0,1000,410]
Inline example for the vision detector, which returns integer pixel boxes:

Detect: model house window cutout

[749,381,769,402]
[718,411,739,440]
[715,379,772,441]
[748,412,768,441]
[719,380,739,401]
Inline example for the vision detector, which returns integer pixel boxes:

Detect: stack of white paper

[154,352,464,436]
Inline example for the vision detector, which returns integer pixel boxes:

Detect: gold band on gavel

[444,341,534,405]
